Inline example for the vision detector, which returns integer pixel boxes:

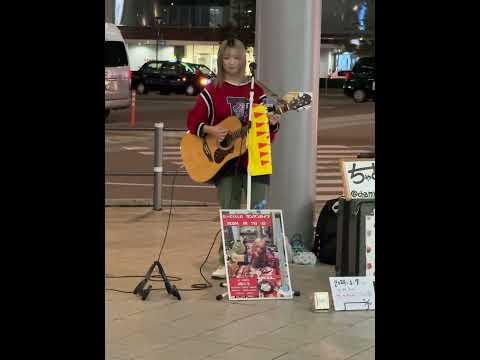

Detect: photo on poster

[220,209,293,300]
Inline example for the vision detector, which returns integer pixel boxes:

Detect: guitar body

[180,92,312,183]
[180,116,248,183]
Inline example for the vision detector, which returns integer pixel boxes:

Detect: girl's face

[222,47,243,77]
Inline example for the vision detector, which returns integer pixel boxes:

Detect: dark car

[185,62,216,77]
[343,57,375,103]
[131,61,214,96]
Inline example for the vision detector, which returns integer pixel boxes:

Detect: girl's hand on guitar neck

[203,125,229,141]
[268,114,281,126]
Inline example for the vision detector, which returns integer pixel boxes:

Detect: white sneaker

[211,266,226,279]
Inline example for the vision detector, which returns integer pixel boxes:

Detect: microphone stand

[246,76,255,210]
[133,260,181,301]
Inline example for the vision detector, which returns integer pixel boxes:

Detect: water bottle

[254,200,267,210]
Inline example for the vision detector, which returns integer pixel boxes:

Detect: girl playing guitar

[186,38,282,279]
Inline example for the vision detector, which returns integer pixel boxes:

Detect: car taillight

[345,71,352,81]
[199,77,209,86]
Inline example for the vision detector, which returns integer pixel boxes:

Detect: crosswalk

[125,143,374,202]
[315,145,374,202]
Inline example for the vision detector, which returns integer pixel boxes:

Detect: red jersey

[186,80,280,178]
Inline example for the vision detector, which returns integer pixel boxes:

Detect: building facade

[105,0,374,75]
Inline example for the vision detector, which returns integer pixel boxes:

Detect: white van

[105,23,131,119]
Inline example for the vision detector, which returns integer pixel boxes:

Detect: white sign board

[340,159,375,201]
[329,276,375,311]
[365,210,375,277]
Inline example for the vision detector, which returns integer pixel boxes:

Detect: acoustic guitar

[180,93,312,183]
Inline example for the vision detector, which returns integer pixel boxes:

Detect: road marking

[317,165,341,169]
[317,149,373,154]
[106,182,215,189]
[106,182,152,187]
[139,151,180,156]
[320,113,374,123]
[317,154,366,159]
[107,143,374,203]
[317,172,341,175]
[316,180,343,185]
[122,146,150,151]
[317,161,341,165]
[321,121,375,130]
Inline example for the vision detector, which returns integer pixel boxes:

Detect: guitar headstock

[273,92,312,114]
[287,92,312,111]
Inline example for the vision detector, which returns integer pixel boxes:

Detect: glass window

[145,62,162,73]
[180,7,190,26]
[200,7,209,26]
[197,65,213,75]
[169,6,178,25]
[161,63,178,76]
[190,7,197,26]
[105,41,128,67]
[209,7,223,28]
[182,63,195,73]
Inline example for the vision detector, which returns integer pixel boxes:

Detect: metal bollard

[153,123,164,210]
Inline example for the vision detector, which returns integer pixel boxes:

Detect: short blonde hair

[214,39,247,87]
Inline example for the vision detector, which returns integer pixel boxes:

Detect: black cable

[105,228,222,293]
[156,171,177,262]
[105,289,133,294]
[106,141,224,295]
[190,228,221,289]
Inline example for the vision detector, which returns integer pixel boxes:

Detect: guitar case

[335,198,375,276]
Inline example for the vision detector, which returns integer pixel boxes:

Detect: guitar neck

[273,100,290,115]
[230,124,249,140]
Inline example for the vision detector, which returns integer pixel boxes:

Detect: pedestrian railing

[105,123,188,210]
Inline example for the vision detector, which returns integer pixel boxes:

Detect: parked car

[343,57,375,103]
[105,23,131,120]
[185,62,216,77]
[131,61,215,96]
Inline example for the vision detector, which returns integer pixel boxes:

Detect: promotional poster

[220,209,293,300]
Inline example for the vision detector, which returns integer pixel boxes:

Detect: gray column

[255,0,321,250]
[105,0,114,23]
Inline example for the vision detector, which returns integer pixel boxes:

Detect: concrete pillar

[255,0,321,250]
[105,0,114,23]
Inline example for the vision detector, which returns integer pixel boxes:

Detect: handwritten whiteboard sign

[340,159,375,201]
[329,276,375,311]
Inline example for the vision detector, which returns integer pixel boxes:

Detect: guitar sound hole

[218,134,233,150]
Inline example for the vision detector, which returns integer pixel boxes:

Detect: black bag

[336,198,375,276]
[313,198,340,265]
